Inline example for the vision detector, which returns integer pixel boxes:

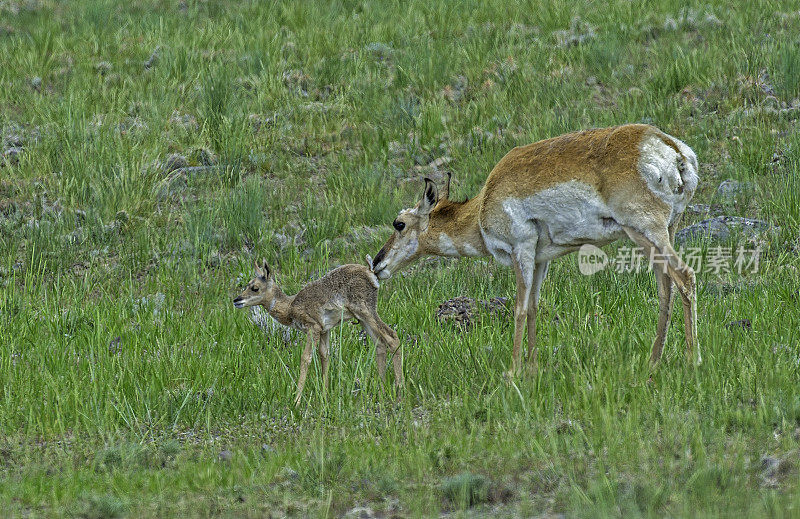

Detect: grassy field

[2,0,800,516]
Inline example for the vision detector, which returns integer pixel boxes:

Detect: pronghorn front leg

[510,248,535,377]
[526,261,549,372]
[295,328,319,406]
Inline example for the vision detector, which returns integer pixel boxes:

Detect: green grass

[2,0,800,516]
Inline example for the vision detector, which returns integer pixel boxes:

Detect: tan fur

[233,261,402,406]
[373,124,700,375]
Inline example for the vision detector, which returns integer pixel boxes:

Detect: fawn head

[233,260,278,309]
[372,176,446,279]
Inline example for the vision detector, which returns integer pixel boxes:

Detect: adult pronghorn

[371,124,699,375]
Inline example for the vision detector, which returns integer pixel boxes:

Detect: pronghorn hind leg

[317,330,330,394]
[354,307,402,388]
[622,225,699,365]
[651,268,675,364]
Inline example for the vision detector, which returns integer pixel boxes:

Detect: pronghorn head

[233,260,279,309]
[372,176,448,280]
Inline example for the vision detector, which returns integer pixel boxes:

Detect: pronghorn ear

[441,171,452,201]
[255,259,270,279]
[419,177,438,214]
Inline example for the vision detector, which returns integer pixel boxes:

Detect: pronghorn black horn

[442,171,452,200]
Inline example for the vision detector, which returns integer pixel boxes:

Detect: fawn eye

[252,285,259,292]
[393,220,405,232]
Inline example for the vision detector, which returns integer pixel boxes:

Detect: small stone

[163,154,188,173]
[118,116,148,135]
[675,216,772,244]
[30,76,42,91]
[261,444,276,455]
[387,141,404,157]
[95,61,112,75]
[553,16,596,47]
[364,41,393,60]
[3,132,24,148]
[278,466,299,480]
[687,204,711,216]
[108,336,121,354]
[343,506,378,519]
[248,113,275,132]
[442,75,468,102]
[1,147,22,166]
[218,450,233,462]
[207,251,222,268]
[144,46,161,69]
[428,156,452,170]
[716,179,753,203]
[281,69,310,93]
[192,147,217,166]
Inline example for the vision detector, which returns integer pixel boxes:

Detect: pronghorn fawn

[372,124,699,376]
[233,260,402,406]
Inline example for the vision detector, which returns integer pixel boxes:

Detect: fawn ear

[254,259,270,279]
[418,177,438,215]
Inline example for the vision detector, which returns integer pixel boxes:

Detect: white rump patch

[638,133,699,223]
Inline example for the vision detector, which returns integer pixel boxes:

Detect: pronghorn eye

[393,220,405,232]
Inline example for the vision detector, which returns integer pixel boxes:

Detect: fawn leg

[295,328,319,407]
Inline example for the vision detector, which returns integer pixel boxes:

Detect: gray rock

[118,116,147,135]
[716,180,753,202]
[364,41,393,60]
[553,16,596,47]
[1,147,22,166]
[192,147,217,166]
[169,111,198,131]
[218,450,233,462]
[428,156,452,170]
[163,154,188,173]
[95,61,112,75]
[30,76,42,91]
[686,204,712,217]
[261,444,276,455]
[207,251,222,268]
[3,132,24,148]
[144,46,161,69]
[342,506,378,519]
[675,216,772,244]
